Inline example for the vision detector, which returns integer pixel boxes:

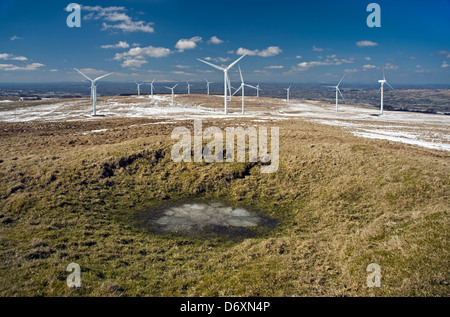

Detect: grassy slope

[0,117,448,297]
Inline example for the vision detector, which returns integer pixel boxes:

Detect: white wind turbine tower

[256,83,261,98]
[197,54,247,114]
[325,74,346,112]
[378,70,395,115]
[186,81,193,95]
[285,85,291,104]
[165,83,179,106]
[205,79,213,95]
[135,82,145,96]
[146,79,156,98]
[233,65,257,114]
[74,68,113,116]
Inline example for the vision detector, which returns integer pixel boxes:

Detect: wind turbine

[197,54,247,114]
[74,68,113,116]
[285,86,291,104]
[165,83,179,106]
[256,83,261,98]
[378,70,395,115]
[205,79,213,95]
[135,82,145,96]
[232,65,257,114]
[146,79,155,98]
[325,74,346,112]
[186,81,193,95]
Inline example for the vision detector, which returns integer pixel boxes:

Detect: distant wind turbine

[186,81,193,95]
[378,70,395,115]
[205,79,213,95]
[256,83,261,98]
[233,65,257,114]
[146,79,156,98]
[165,83,179,106]
[285,85,291,104]
[74,68,113,116]
[197,53,247,114]
[135,82,145,96]
[325,74,346,112]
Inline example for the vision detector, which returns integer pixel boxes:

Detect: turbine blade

[95,72,113,82]
[337,73,346,87]
[239,65,244,83]
[164,87,171,90]
[338,88,345,101]
[233,86,242,96]
[74,68,93,81]
[197,58,224,71]
[245,84,257,90]
[385,81,395,92]
[227,54,247,70]
[173,83,179,89]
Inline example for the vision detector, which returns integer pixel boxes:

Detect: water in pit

[134,201,275,240]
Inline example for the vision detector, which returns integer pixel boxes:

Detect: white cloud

[438,51,450,59]
[0,53,28,61]
[49,69,58,72]
[441,61,449,68]
[113,46,171,68]
[365,57,372,61]
[362,64,377,71]
[175,36,202,52]
[312,46,324,52]
[82,5,154,33]
[356,40,378,47]
[114,46,171,59]
[10,35,23,41]
[0,62,44,71]
[175,65,191,69]
[77,68,107,75]
[121,59,148,68]
[204,56,230,63]
[236,46,282,57]
[384,63,399,70]
[296,55,302,59]
[290,56,354,72]
[101,41,130,49]
[208,36,223,44]
[345,68,359,73]
[265,65,284,69]
[172,71,194,76]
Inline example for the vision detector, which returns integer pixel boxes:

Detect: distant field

[1,84,449,114]
[0,95,448,296]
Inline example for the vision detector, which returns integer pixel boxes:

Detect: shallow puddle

[135,201,275,239]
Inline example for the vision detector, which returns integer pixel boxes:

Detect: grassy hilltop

[0,96,448,297]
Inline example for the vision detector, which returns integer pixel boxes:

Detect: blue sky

[0,0,449,84]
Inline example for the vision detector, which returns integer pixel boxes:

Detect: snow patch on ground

[0,95,448,152]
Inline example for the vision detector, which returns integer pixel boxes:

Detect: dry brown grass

[0,99,448,297]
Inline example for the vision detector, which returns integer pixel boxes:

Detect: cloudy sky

[0,0,449,84]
